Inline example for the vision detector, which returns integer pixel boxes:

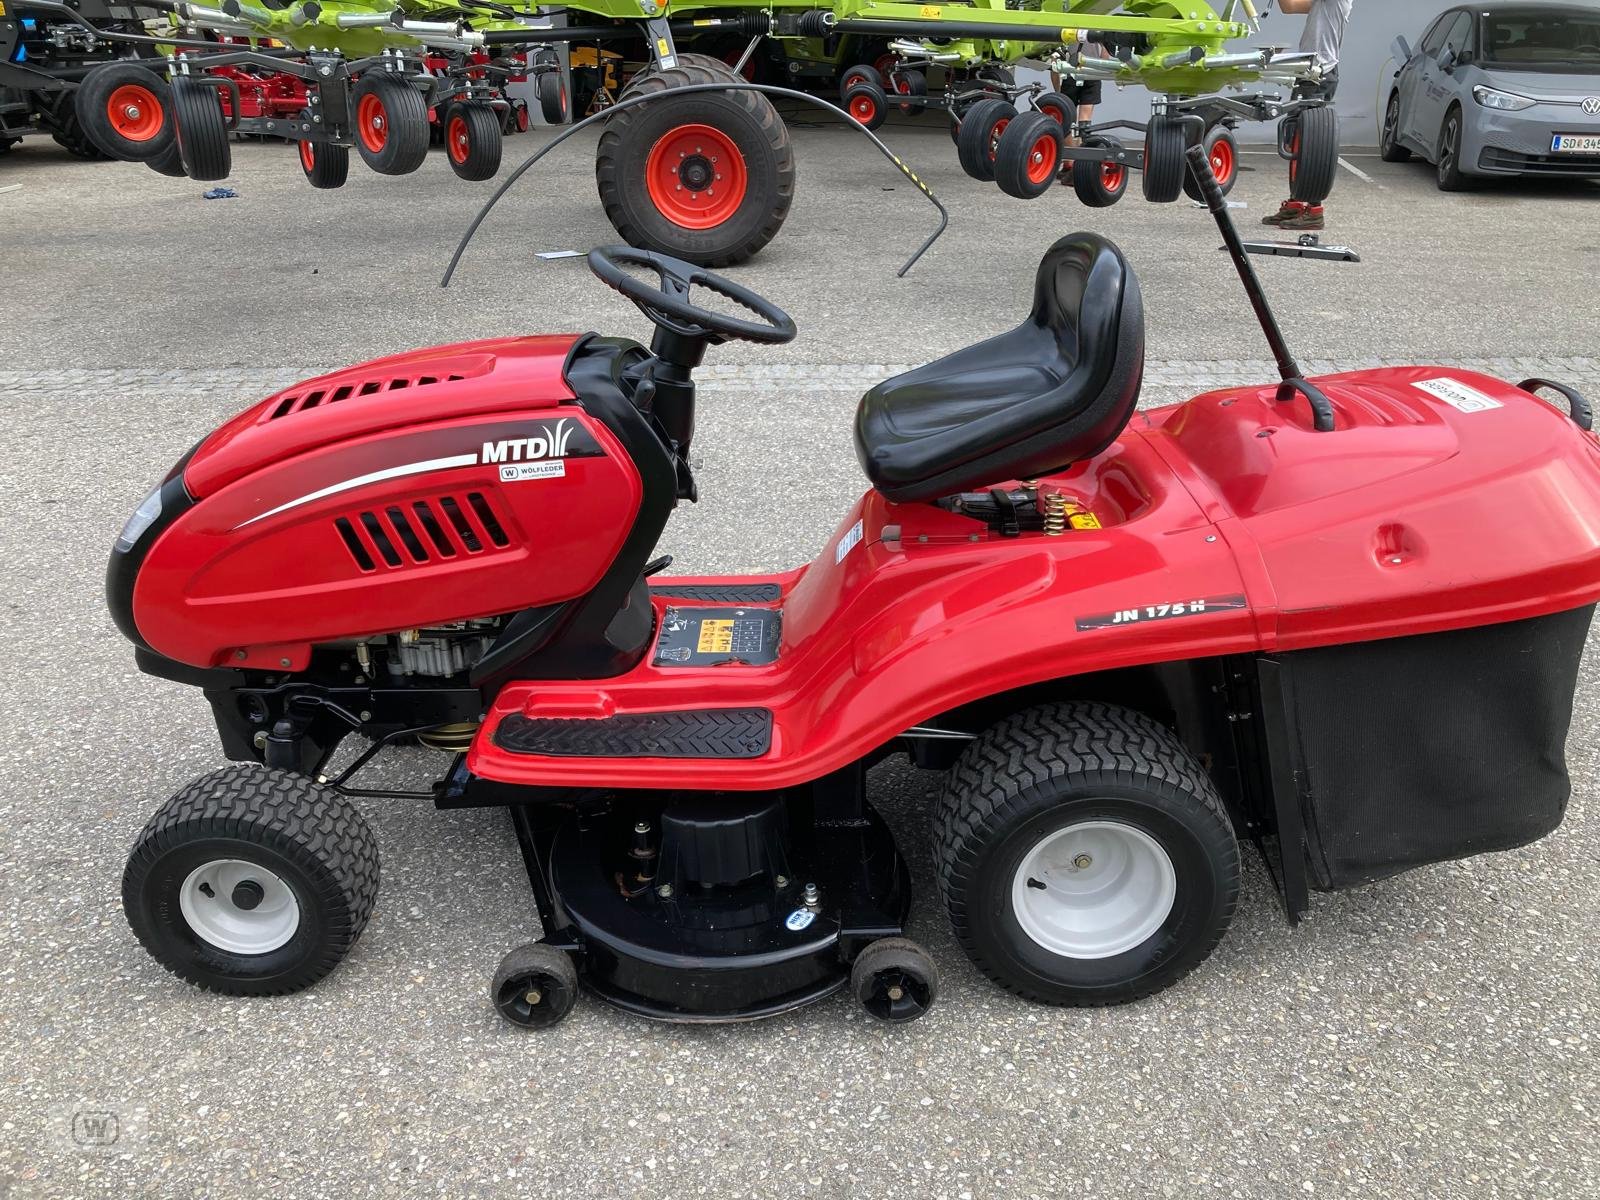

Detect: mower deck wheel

[994,110,1064,200]
[1071,136,1130,206]
[1289,102,1339,203]
[122,765,380,995]
[75,62,174,161]
[444,102,502,181]
[351,73,429,176]
[851,937,938,1023]
[596,59,794,267]
[842,80,888,131]
[1141,113,1185,203]
[956,97,1016,183]
[299,138,349,189]
[538,70,568,125]
[171,76,230,181]
[1183,124,1239,201]
[934,703,1240,1007]
[492,943,579,1028]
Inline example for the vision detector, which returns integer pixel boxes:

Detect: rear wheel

[351,73,429,176]
[1141,113,1185,202]
[538,70,568,125]
[596,60,794,266]
[298,138,349,189]
[171,76,230,180]
[935,703,1239,1006]
[1288,102,1339,202]
[122,766,380,995]
[444,102,502,180]
[994,110,1063,199]
[1072,135,1129,206]
[842,80,887,130]
[1182,124,1238,200]
[1379,91,1410,162]
[956,97,1015,182]
[75,62,173,161]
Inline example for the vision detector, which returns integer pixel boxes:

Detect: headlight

[115,485,164,552]
[1473,84,1535,111]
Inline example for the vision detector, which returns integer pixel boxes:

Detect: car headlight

[1473,84,1535,111]
[115,485,164,552]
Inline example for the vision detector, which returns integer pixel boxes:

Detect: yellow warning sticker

[692,18,712,25]
[1066,504,1102,530]
[920,5,941,16]
[697,620,734,654]
[657,37,670,56]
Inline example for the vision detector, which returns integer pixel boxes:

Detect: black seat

[854,233,1144,503]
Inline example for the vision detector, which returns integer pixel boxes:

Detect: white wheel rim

[1011,820,1177,959]
[178,858,301,955]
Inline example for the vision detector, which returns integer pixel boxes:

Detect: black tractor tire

[538,70,569,125]
[351,73,430,176]
[1289,101,1339,202]
[842,79,888,130]
[492,943,579,1028]
[838,62,882,101]
[298,138,349,189]
[850,937,938,1023]
[1182,123,1239,201]
[1033,90,1075,130]
[1434,105,1471,192]
[1140,113,1185,202]
[595,60,795,267]
[170,76,230,180]
[1071,136,1131,207]
[994,110,1064,200]
[75,62,174,161]
[145,140,187,177]
[956,97,1016,182]
[935,703,1240,1007]
[122,765,381,996]
[1379,91,1410,162]
[889,66,927,116]
[443,102,502,180]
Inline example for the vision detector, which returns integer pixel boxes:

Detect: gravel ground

[0,124,1597,1199]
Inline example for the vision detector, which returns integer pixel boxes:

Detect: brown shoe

[1279,204,1325,231]
[1261,200,1302,226]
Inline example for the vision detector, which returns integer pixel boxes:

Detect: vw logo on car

[1583,97,1600,116]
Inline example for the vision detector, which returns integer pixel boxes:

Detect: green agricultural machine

[60,0,1334,263]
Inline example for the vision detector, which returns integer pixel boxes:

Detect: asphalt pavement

[0,122,1597,1199]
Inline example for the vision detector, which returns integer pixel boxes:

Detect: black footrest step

[649,582,781,603]
[495,708,773,759]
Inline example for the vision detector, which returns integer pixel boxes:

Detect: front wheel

[994,111,1063,200]
[444,102,502,180]
[1436,107,1471,191]
[122,766,380,995]
[171,76,230,180]
[935,703,1239,1006]
[956,97,1015,182]
[298,138,349,189]
[1288,102,1340,203]
[1071,135,1129,207]
[75,62,173,162]
[351,73,430,176]
[1141,114,1185,202]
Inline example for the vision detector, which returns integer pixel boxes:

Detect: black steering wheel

[586,246,797,348]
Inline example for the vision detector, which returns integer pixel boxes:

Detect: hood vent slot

[266,372,468,421]
[335,492,512,572]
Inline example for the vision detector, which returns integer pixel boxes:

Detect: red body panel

[469,367,1600,789]
[132,336,640,670]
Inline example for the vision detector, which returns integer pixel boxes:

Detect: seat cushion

[854,234,1144,503]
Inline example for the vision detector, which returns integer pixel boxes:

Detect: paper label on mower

[835,518,865,564]
[1076,594,1248,632]
[1413,377,1502,413]
[499,460,565,483]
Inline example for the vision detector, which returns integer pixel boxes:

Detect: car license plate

[1551,133,1600,154]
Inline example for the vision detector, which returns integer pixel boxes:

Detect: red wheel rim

[988,116,1009,162]
[644,123,747,230]
[842,68,869,91]
[1288,131,1300,183]
[1209,137,1235,187]
[357,91,389,154]
[849,92,878,124]
[298,139,315,171]
[516,105,530,132]
[873,53,897,79]
[107,83,162,142]
[1041,102,1065,126]
[1102,162,1125,191]
[447,114,470,164]
[1025,132,1059,185]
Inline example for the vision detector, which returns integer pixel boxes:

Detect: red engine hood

[183,335,581,497]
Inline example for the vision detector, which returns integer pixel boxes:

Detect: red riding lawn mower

[109,142,1600,1028]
